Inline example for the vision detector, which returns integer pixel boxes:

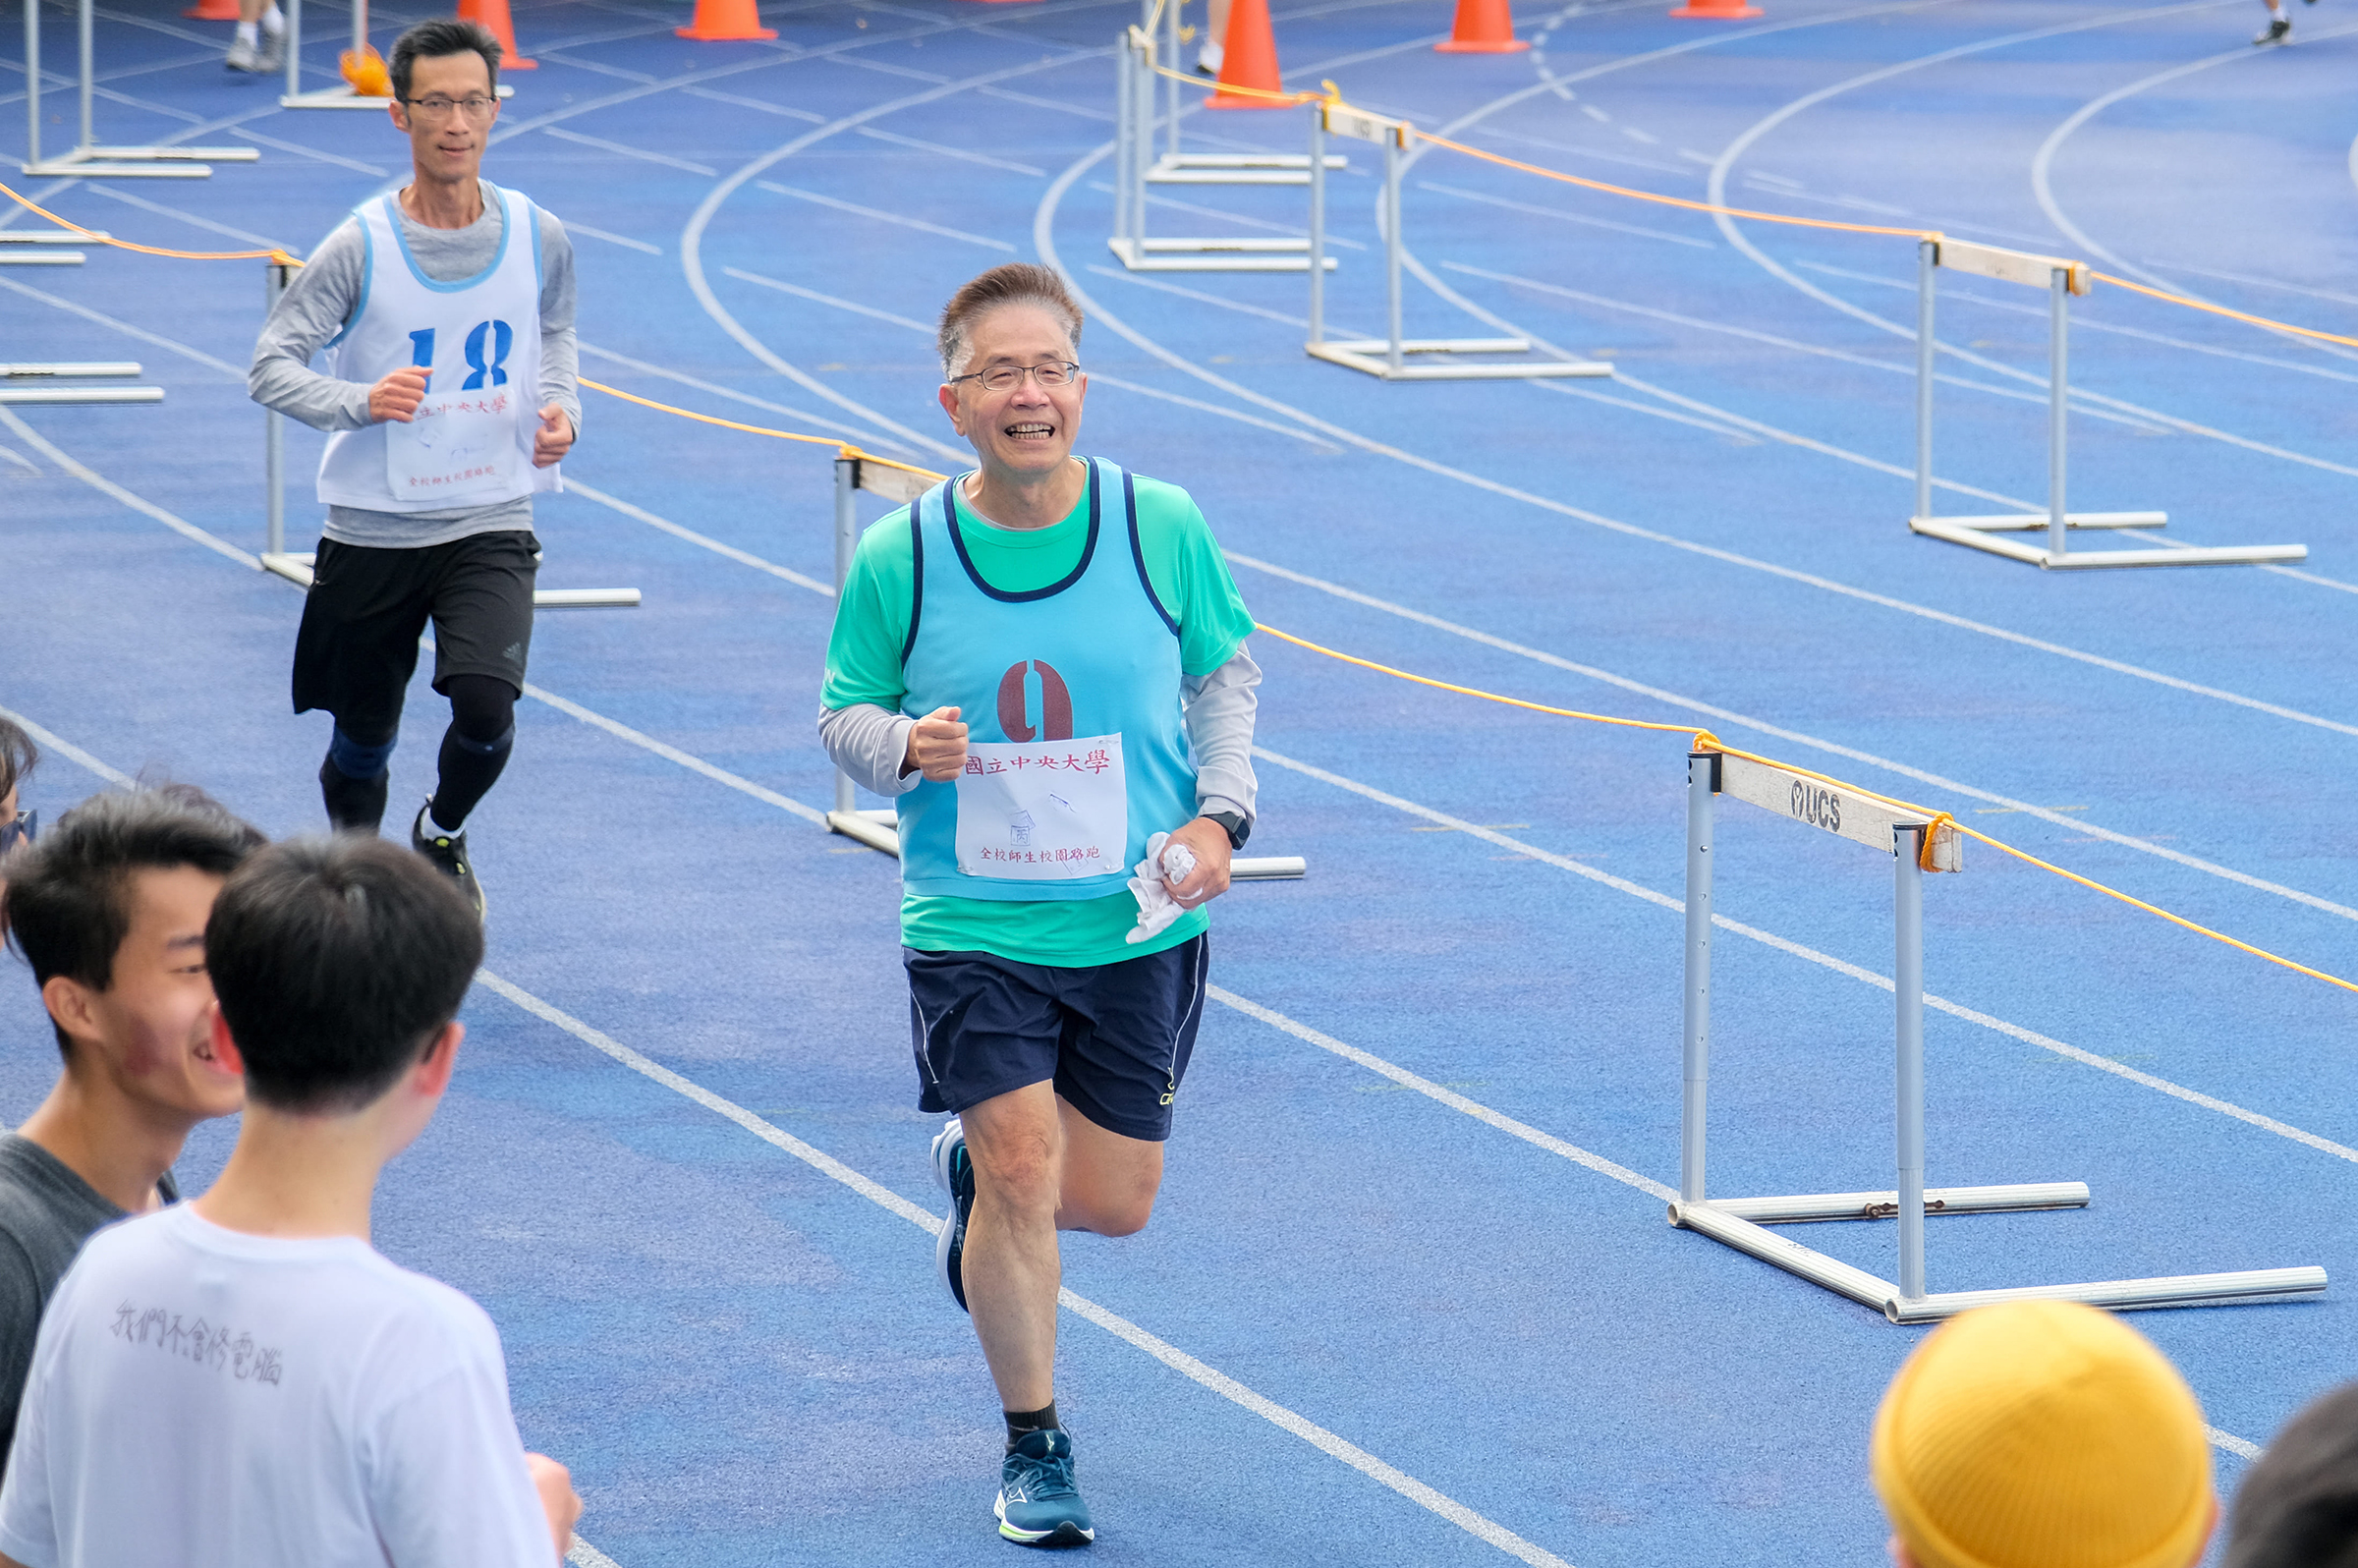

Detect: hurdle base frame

[1675,747,2326,1324]
[1308,336,1609,381]
[1106,236,1333,273]
[1909,512,2308,570]
[22,145,255,179]
[1147,151,1346,186]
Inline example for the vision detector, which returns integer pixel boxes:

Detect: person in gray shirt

[249,19,579,919]
[0,788,261,1473]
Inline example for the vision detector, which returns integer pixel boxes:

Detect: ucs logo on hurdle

[1788,780,1840,835]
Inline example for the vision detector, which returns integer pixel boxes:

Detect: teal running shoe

[931,1117,974,1313]
[995,1428,1095,1547]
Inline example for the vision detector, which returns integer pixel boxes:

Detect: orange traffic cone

[184,0,239,20]
[1207,0,1285,108]
[675,0,776,39]
[1435,0,1529,52]
[459,0,537,67]
[1668,0,1762,17]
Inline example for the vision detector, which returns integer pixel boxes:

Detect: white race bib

[954,734,1127,881]
[386,382,527,505]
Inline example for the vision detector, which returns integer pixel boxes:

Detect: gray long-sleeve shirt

[818,644,1261,822]
[248,181,580,550]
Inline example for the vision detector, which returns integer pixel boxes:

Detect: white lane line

[14,707,2244,1471]
[756,180,1017,250]
[0,407,259,571]
[2208,1427,2264,1462]
[576,343,902,452]
[568,222,663,255]
[564,1540,623,1568]
[227,126,391,176]
[476,969,1583,1568]
[83,185,291,252]
[1082,371,1340,451]
[0,275,246,380]
[1226,550,2358,924]
[540,126,719,176]
[1798,261,2358,386]
[723,267,934,331]
[854,124,1046,175]
[1531,380,1760,441]
[1040,167,2358,745]
[681,84,827,122]
[566,478,836,595]
[1085,263,1326,328]
[1417,180,1713,248]
[514,683,830,827]
[1086,181,1373,249]
[1703,3,2358,481]
[1248,742,2358,1167]
[1445,262,2168,430]
[1208,985,1675,1202]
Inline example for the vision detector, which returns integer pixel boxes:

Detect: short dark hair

[937,263,1083,379]
[1,788,266,1054]
[205,837,482,1115]
[2226,1382,2358,1568]
[389,18,501,104]
[0,718,35,804]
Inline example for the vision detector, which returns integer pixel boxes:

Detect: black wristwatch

[1201,810,1251,851]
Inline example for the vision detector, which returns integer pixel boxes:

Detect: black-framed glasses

[946,362,1081,394]
[401,94,498,119]
[0,810,36,853]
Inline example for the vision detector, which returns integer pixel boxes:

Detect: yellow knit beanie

[1871,1301,2215,1568]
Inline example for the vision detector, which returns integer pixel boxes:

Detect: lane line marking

[722,266,934,331]
[576,343,902,452]
[1224,552,2358,924]
[564,478,837,594]
[1247,742,2358,1168]
[541,126,719,177]
[567,222,664,256]
[0,275,246,380]
[1418,180,1713,248]
[0,407,259,570]
[854,124,1045,175]
[756,180,1018,250]
[473,969,1584,1568]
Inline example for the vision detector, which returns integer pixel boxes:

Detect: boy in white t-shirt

[0,835,581,1568]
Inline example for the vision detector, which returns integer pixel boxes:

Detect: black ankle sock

[1005,1402,1059,1450]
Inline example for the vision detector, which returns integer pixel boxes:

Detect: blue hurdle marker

[1667,747,2326,1323]
[1306,101,1610,382]
[1905,236,2308,570]
[825,453,1304,881]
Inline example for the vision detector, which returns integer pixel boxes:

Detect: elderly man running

[820,263,1260,1548]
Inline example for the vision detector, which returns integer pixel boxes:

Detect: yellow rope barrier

[0,178,303,265]
[1260,623,2358,1000]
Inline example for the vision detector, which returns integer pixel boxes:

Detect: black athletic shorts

[904,934,1208,1144]
[291,531,537,736]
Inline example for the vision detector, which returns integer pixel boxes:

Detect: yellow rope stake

[1259,623,2358,1000]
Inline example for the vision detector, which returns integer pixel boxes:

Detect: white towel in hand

[1126,832,1199,945]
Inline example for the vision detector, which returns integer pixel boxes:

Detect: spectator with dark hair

[2224,1381,2358,1568]
[0,835,579,1567]
[249,17,580,918]
[0,720,37,856]
[1873,1299,2218,1568]
[0,788,260,1474]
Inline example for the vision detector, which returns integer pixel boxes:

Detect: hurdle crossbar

[1668,747,2326,1322]
[3,360,159,404]
[823,454,1304,882]
[22,0,261,177]
[1907,238,2305,570]
[0,227,92,265]
[1137,0,1339,186]
[1307,104,1609,381]
[1107,28,1332,272]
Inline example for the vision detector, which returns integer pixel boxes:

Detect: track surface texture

[6,0,2356,1562]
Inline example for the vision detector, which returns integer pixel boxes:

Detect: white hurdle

[0,227,98,266]
[1307,102,1609,381]
[1668,747,2327,1323]
[824,453,1306,881]
[1106,27,1330,273]
[1136,0,1337,187]
[2,363,160,405]
[1907,238,2307,570]
[22,0,261,177]
[257,264,639,607]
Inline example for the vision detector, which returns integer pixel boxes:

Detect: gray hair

[937,263,1084,380]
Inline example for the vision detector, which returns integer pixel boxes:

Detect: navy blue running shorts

[904,934,1208,1144]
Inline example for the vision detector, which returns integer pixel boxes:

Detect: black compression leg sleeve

[429,674,518,832]
[318,722,395,834]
